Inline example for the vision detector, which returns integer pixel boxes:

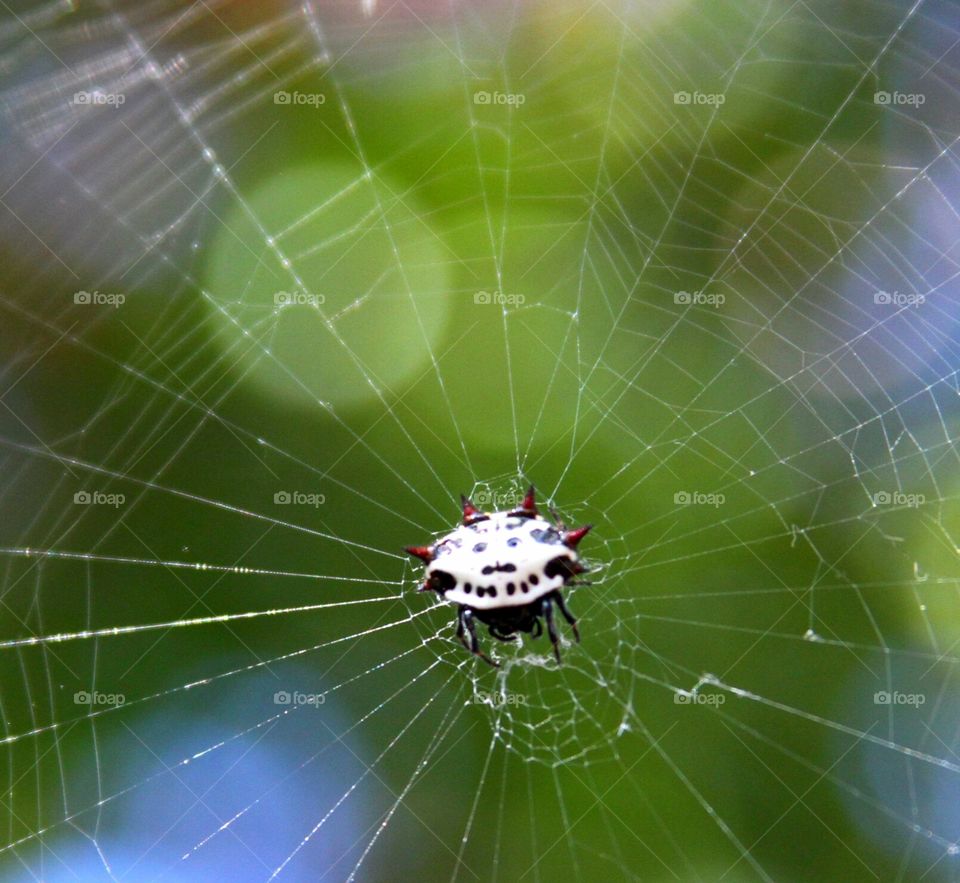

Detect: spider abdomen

[405,486,591,666]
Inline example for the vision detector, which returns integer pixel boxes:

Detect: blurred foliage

[0,0,958,879]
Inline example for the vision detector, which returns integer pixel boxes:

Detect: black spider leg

[530,617,543,639]
[565,558,592,589]
[549,505,566,531]
[488,625,517,642]
[553,590,580,643]
[457,606,499,668]
[541,596,562,664]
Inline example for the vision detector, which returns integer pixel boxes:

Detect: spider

[406,486,591,667]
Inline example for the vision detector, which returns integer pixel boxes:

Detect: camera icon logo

[674,491,691,505]
[674,91,691,105]
[873,91,891,105]
[872,491,891,505]
[74,291,92,304]
[674,291,692,305]
[73,491,91,504]
[274,91,291,105]
[274,491,291,504]
[274,691,291,704]
[874,291,892,304]
[74,691,91,704]
[474,290,492,304]
[473,91,492,105]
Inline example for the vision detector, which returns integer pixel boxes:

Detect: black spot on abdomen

[543,556,575,580]
[431,569,457,591]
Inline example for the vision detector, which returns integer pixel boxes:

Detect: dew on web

[0,0,959,880]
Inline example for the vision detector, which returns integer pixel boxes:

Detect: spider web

[1,0,959,879]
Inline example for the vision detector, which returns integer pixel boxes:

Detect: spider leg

[530,617,543,639]
[488,625,517,642]
[553,591,580,643]
[549,505,566,531]
[460,607,499,668]
[542,597,562,664]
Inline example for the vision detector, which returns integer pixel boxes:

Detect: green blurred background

[1,0,959,879]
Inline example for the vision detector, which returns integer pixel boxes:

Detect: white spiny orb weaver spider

[406,486,592,667]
